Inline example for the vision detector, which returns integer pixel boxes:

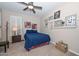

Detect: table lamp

[13,26,17,36]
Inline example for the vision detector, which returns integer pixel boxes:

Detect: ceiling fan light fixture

[28,5,33,9]
[18,2,42,14]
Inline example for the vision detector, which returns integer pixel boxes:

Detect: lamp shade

[13,26,17,31]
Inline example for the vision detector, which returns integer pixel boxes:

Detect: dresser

[12,35,21,43]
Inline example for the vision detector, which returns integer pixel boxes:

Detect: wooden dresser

[12,35,21,43]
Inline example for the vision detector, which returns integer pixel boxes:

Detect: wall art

[54,20,65,28]
[44,19,48,27]
[49,16,53,21]
[54,10,60,19]
[65,15,76,27]
[24,22,31,28]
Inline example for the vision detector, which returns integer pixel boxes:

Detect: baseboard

[50,41,79,56]
[69,49,79,56]
[50,41,56,45]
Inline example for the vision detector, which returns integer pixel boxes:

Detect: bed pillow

[32,30,37,33]
[26,30,37,33]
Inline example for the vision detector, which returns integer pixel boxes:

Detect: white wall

[1,2,79,54]
[1,9,41,42]
[41,3,79,54]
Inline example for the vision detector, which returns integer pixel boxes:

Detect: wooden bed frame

[26,42,49,51]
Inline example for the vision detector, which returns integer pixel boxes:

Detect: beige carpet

[0,41,77,56]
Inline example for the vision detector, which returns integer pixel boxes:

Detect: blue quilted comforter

[24,30,50,50]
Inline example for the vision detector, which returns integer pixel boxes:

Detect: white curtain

[8,16,24,42]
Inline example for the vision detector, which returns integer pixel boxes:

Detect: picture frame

[49,16,53,21]
[44,19,48,27]
[54,20,65,28]
[54,10,60,19]
[65,14,76,28]
[24,22,31,28]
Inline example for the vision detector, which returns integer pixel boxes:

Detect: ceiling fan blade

[23,7,28,11]
[34,6,42,10]
[32,9,36,14]
[18,2,28,6]
[28,2,33,5]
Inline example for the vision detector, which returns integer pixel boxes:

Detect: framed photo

[44,19,48,27]
[54,20,65,28]
[49,16,53,21]
[24,22,31,28]
[65,15,76,27]
[54,10,60,19]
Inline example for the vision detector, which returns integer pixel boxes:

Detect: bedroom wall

[42,2,79,55]
[1,9,41,42]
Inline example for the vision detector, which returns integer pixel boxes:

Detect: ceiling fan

[18,2,42,14]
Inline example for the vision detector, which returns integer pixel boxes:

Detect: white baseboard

[69,49,79,56]
[50,41,56,45]
[50,41,79,56]
[7,40,79,56]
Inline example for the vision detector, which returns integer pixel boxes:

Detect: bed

[24,30,50,51]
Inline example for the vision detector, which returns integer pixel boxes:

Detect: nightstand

[12,35,21,43]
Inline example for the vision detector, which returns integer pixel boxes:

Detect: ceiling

[0,2,62,18]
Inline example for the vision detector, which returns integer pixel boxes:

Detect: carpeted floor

[0,41,77,56]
